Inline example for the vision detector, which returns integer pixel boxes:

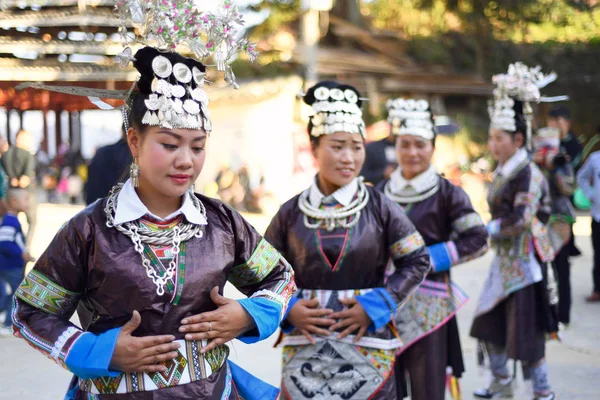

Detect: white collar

[495,148,528,178]
[389,164,437,194]
[113,179,207,226]
[308,177,358,207]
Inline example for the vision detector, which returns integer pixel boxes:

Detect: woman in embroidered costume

[264,81,431,399]
[11,2,296,399]
[378,98,489,400]
[470,63,559,400]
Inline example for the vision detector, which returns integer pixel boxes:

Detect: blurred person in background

[0,136,8,215]
[0,188,34,336]
[470,64,558,400]
[576,147,600,302]
[85,127,132,205]
[360,132,398,186]
[546,105,583,326]
[0,129,37,245]
[379,97,489,400]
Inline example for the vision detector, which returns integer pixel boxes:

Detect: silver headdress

[304,82,366,138]
[488,62,567,149]
[386,98,435,140]
[16,0,258,133]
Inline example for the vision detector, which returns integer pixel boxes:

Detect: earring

[130,158,140,188]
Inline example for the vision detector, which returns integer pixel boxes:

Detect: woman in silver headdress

[470,63,559,400]
[11,2,295,399]
[264,81,431,399]
[378,98,489,400]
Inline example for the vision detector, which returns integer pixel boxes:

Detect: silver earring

[130,158,140,188]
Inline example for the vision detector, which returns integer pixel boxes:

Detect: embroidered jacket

[265,183,430,342]
[12,195,296,399]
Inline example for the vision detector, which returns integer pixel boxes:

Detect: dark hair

[503,99,527,147]
[304,80,363,147]
[548,105,571,120]
[129,47,207,132]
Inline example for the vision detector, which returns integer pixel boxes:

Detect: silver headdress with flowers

[16,0,258,133]
[488,62,567,148]
[304,82,366,138]
[386,98,435,140]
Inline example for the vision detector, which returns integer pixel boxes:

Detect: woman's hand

[179,287,255,354]
[287,298,335,344]
[328,297,371,342]
[109,311,181,373]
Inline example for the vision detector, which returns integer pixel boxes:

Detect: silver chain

[104,184,205,295]
[298,178,370,231]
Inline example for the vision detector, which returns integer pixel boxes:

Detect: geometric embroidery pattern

[186,340,205,380]
[451,212,484,234]
[203,344,229,373]
[389,231,425,260]
[92,375,123,394]
[15,270,81,316]
[148,349,188,389]
[229,238,280,287]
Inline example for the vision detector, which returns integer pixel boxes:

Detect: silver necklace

[104,184,206,295]
[298,178,370,231]
[383,180,439,204]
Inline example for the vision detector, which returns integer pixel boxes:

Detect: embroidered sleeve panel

[15,270,82,316]
[451,212,485,234]
[229,238,281,287]
[12,298,83,370]
[389,231,426,260]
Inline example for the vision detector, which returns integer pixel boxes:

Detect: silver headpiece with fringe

[488,62,567,149]
[17,0,258,133]
[386,98,435,140]
[306,86,366,138]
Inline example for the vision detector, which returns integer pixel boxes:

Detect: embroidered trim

[389,232,426,260]
[451,212,484,234]
[229,239,280,287]
[15,270,81,316]
[51,326,80,361]
[80,340,228,394]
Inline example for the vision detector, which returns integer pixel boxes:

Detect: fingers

[338,297,358,305]
[307,317,335,327]
[354,326,368,343]
[122,310,142,335]
[306,324,331,336]
[179,321,211,334]
[184,330,218,341]
[210,286,229,307]
[181,313,205,325]
[298,298,319,308]
[305,308,333,318]
[139,351,179,367]
[329,315,356,331]
[337,323,360,340]
[200,338,226,354]
[138,334,177,348]
[328,308,353,320]
[300,329,315,344]
[139,341,181,359]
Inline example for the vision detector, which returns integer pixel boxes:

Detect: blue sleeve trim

[355,288,397,331]
[280,296,299,334]
[227,360,279,400]
[65,327,121,379]
[428,242,451,272]
[237,298,282,344]
[487,219,501,237]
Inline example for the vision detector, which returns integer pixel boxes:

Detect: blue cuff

[280,296,299,334]
[65,327,121,379]
[355,288,397,331]
[487,219,501,236]
[227,360,279,400]
[428,242,452,272]
[237,298,282,344]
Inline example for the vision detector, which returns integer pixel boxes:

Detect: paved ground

[1,204,599,399]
